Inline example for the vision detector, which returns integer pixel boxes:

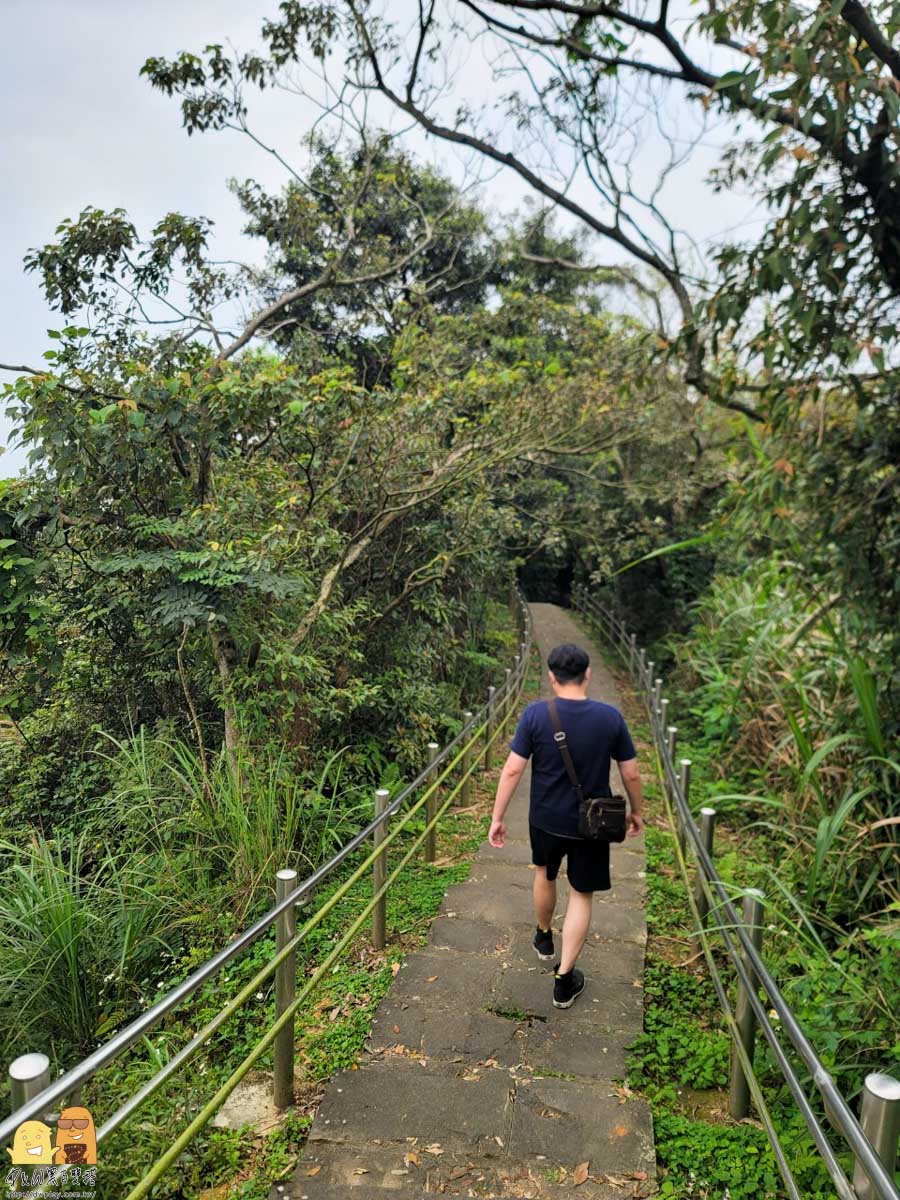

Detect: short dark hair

[547,643,589,684]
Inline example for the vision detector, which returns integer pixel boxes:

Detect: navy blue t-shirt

[509,698,636,838]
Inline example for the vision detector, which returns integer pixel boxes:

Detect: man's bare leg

[558,888,592,974]
[533,866,556,931]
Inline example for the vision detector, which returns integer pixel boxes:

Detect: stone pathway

[274,603,654,1200]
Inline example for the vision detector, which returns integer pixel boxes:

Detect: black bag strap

[546,698,584,803]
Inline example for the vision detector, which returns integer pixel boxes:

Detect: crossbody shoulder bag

[546,698,628,843]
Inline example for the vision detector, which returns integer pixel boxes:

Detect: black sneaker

[553,965,586,1009]
[533,926,555,961]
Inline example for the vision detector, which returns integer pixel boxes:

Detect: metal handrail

[571,584,900,1200]
[2,584,533,1154]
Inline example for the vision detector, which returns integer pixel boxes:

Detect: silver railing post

[729,889,765,1119]
[628,631,636,672]
[694,807,717,926]
[638,648,646,687]
[504,667,512,725]
[678,759,692,860]
[461,711,474,805]
[273,867,298,1108]
[372,788,390,951]
[666,725,677,763]
[9,1053,51,1119]
[425,742,440,863]
[852,1072,900,1200]
[646,661,655,703]
[485,688,496,771]
[659,697,669,743]
[653,677,662,719]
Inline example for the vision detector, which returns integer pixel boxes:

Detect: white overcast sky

[1,0,759,477]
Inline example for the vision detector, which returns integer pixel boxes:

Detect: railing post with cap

[485,687,496,771]
[852,1072,900,1200]
[372,788,390,951]
[461,711,474,805]
[273,867,298,1108]
[729,889,765,1119]
[8,1053,50,1119]
[425,742,440,863]
[694,808,717,927]
[678,759,692,860]
[666,725,677,764]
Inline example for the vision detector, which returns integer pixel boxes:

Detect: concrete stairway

[272,603,654,1200]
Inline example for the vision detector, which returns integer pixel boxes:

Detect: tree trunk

[209,625,240,781]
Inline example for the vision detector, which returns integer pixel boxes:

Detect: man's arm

[489,751,528,847]
[618,758,645,837]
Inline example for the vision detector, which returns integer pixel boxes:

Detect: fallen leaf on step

[404,1153,419,1167]
[615,1085,634,1102]
[613,1125,629,1137]
[630,1171,648,1180]
[351,1168,368,1175]
[391,962,401,976]
[494,1136,504,1147]
[426,975,439,982]
[329,1005,341,1021]
[573,1161,590,1186]
[449,1167,470,1180]
[392,1025,401,1034]
[423,1143,443,1155]
[305,1166,321,1176]
[390,1169,409,1176]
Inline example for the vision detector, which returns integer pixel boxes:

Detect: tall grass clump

[96,732,370,917]
[0,833,177,1061]
[665,557,898,929]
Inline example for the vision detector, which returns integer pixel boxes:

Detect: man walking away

[488,643,644,1008]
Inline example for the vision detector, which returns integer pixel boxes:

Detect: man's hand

[626,812,644,837]
[488,818,506,848]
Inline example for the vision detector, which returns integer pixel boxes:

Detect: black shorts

[530,823,611,893]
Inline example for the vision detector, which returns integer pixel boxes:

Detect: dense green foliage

[2,3,899,1194]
